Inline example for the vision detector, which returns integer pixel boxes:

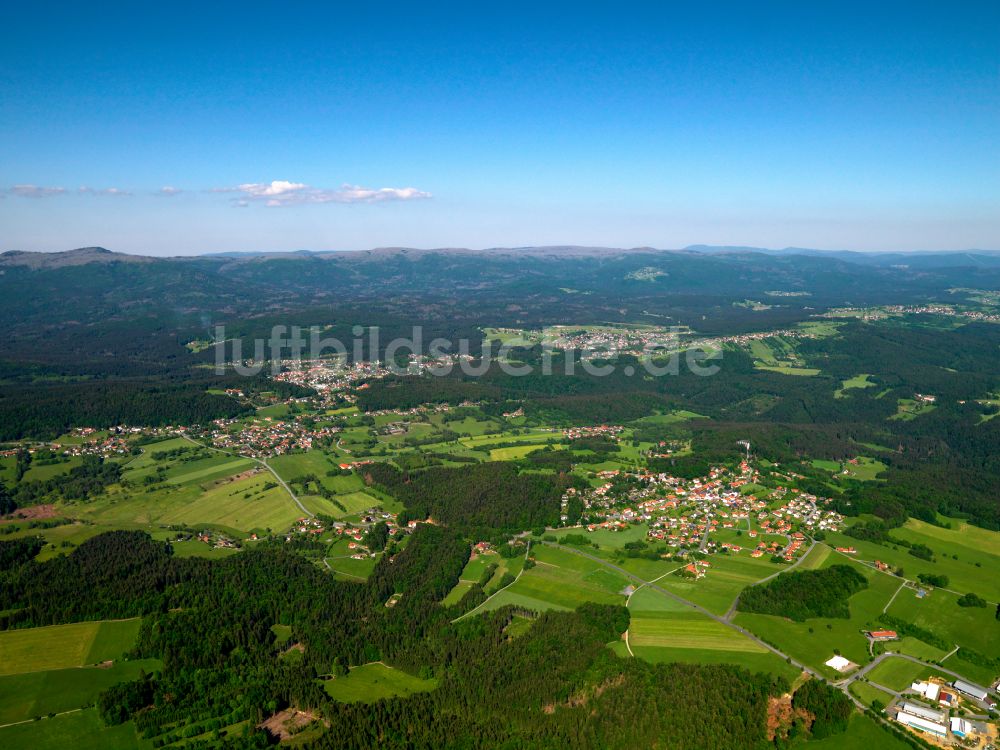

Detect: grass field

[301,490,386,519]
[167,539,240,559]
[821,524,1000,603]
[654,552,782,615]
[0,659,161,725]
[21,456,83,483]
[441,553,501,605]
[849,680,895,708]
[891,636,948,662]
[755,364,820,376]
[324,554,378,580]
[71,471,302,534]
[890,398,936,421]
[0,619,142,676]
[798,544,832,570]
[481,544,627,613]
[886,586,997,654]
[835,374,875,398]
[552,524,650,551]
[490,444,561,461]
[322,663,437,703]
[865,657,950,691]
[0,707,142,749]
[623,586,799,681]
[791,713,911,750]
[458,430,557,449]
[943,652,1000,688]
[734,558,900,677]
[441,580,475,606]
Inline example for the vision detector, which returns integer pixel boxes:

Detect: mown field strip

[629,616,767,652]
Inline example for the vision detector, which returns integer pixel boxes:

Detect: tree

[364,522,390,552]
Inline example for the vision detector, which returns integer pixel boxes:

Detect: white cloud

[219,180,431,207]
[238,180,307,198]
[9,184,67,198]
[78,186,131,196]
[158,186,183,196]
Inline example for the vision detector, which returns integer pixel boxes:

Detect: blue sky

[2,1,998,254]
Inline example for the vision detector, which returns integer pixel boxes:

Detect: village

[561,459,845,574]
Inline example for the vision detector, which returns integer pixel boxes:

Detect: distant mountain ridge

[3,244,1000,270]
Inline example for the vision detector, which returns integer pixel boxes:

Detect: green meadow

[821,521,1000,602]
[0,619,141,676]
[480,544,627,613]
[793,713,911,750]
[865,656,950,691]
[734,558,900,677]
[623,586,800,682]
[71,472,301,534]
[0,659,161,725]
[886,586,997,654]
[0,708,143,749]
[834,374,875,398]
[848,680,895,708]
[653,552,782,615]
[322,663,437,703]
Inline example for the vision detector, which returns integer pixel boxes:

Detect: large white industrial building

[895,710,948,737]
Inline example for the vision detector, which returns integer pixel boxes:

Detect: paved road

[178,433,314,518]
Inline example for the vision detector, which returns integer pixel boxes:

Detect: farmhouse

[866,629,898,641]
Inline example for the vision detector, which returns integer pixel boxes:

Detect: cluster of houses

[692,327,818,353]
[563,462,842,572]
[273,358,392,400]
[563,425,625,441]
[284,508,405,558]
[29,425,156,459]
[885,304,1000,324]
[207,416,341,458]
[541,325,687,357]
[179,529,239,550]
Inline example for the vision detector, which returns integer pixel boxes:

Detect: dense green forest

[736,565,869,621]
[364,462,576,536]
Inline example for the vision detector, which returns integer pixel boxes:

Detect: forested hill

[0,529,794,749]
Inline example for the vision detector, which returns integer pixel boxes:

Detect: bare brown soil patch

[0,503,57,523]
[258,708,320,741]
